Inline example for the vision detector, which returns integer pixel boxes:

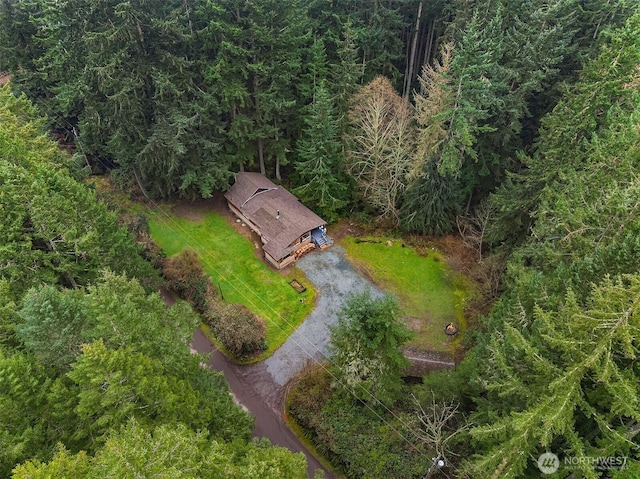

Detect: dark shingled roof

[224,172,326,261]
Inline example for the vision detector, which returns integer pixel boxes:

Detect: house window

[301,231,311,242]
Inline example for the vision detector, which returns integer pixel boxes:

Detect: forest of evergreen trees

[1,0,632,232]
[2,0,640,477]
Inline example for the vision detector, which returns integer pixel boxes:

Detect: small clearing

[147,204,315,362]
[340,235,474,353]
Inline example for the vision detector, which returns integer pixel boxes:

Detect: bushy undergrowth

[288,366,428,479]
[120,213,166,268]
[163,248,267,358]
[204,301,267,358]
[163,248,216,313]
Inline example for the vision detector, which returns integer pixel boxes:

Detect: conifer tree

[466,277,640,478]
[293,82,349,222]
[0,85,157,296]
[489,5,640,245]
[330,291,412,406]
[330,19,362,129]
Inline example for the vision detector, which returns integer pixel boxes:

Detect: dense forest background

[1,0,634,231]
[2,0,640,478]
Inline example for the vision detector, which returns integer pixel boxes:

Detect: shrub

[137,235,166,269]
[204,301,266,358]
[119,213,150,236]
[163,249,215,313]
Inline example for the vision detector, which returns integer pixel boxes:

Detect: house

[224,172,331,269]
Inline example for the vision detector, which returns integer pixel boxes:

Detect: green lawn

[341,236,473,353]
[147,206,315,362]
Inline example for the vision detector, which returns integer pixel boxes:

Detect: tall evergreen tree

[0,85,157,297]
[400,158,460,236]
[0,349,53,477]
[17,286,89,372]
[11,421,308,479]
[76,0,229,197]
[298,37,330,104]
[330,291,412,406]
[466,277,640,478]
[330,19,363,135]
[201,0,311,178]
[489,4,640,246]
[464,11,640,477]
[307,0,414,85]
[293,82,349,222]
[400,42,461,235]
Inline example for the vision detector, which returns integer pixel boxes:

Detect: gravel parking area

[264,245,382,386]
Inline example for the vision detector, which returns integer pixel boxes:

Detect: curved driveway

[189,246,381,479]
[265,245,382,386]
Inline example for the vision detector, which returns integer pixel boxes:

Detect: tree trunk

[133,165,150,199]
[403,2,423,105]
[258,137,266,175]
[274,124,281,181]
[422,17,436,69]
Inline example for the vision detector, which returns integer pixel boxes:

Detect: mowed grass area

[341,236,473,353]
[147,206,315,362]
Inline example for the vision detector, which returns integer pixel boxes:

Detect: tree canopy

[3,2,640,477]
[0,83,306,478]
[330,291,412,406]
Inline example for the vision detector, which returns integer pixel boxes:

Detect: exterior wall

[279,255,296,269]
[292,235,312,248]
[264,252,296,270]
[264,252,280,269]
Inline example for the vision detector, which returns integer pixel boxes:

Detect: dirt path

[161,287,332,478]
[190,329,331,479]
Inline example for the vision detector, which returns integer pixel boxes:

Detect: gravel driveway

[264,245,382,386]
[190,247,383,479]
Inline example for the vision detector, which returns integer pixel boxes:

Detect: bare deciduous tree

[456,198,495,261]
[346,76,415,224]
[411,392,466,465]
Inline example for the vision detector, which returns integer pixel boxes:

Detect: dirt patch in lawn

[172,193,258,243]
[171,194,226,222]
[406,315,424,332]
[329,219,367,242]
